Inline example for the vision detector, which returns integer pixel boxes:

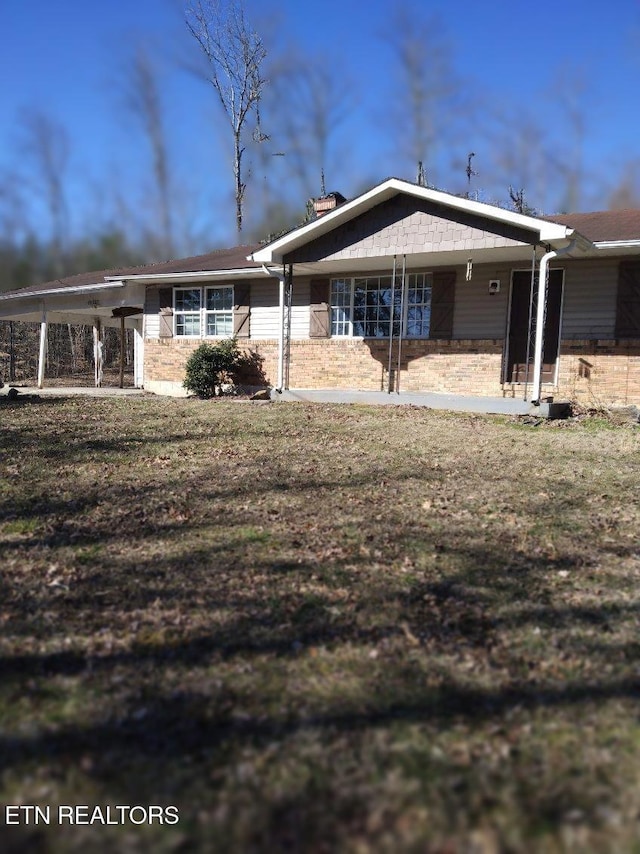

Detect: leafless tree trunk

[19,109,70,276]
[263,55,352,202]
[125,46,174,256]
[185,0,268,237]
[546,68,589,212]
[385,4,459,186]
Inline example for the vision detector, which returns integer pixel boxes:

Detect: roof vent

[312,191,347,217]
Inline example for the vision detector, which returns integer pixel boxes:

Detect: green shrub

[183,340,241,398]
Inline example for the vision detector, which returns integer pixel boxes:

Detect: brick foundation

[144,337,640,405]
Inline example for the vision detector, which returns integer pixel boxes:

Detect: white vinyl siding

[144,287,160,339]
[250,279,310,339]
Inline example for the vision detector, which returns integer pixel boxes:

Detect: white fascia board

[250,178,576,263]
[0,280,126,301]
[105,268,263,284]
[594,239,640,250]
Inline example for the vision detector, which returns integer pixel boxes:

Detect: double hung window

[174,286,233,338]
[330,273,432,338]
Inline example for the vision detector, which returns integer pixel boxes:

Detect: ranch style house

[1,177,639,411]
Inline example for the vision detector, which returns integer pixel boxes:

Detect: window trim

[173,287,202,339]
[173,284,235,339]
[204,285,234,338]
[330,273,433,339]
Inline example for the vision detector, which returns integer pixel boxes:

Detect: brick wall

[144,337,640,404]
[287,339,506,395]
[556,340,640,406]
[144,339,281,388]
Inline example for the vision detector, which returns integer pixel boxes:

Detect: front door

[505,269,563,384]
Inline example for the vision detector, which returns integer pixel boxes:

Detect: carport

[0,272,146,389]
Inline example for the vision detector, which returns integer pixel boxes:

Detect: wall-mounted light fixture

[488,279,500,295]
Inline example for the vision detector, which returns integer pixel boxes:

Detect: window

[405,274,432,337]
[331,273,432,338]
[174,285,234,338]
[174,288,201,337]
[205,286,233,336]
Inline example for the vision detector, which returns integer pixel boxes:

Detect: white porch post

[37,307,47,389]
[133,319,144,389]
[93,318,103,388]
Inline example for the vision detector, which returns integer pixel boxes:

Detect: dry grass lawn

[1,396,639,853]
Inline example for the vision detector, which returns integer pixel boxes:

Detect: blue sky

[1,0,639,248]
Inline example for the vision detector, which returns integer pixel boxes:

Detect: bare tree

[19,109,70,274]
[124,46,174,256]
[384,4,460,186]
[607,158,640,209]
[185,0,268,237]
[545,67,590,212]
[0,170,28,247]
[263,54,352,202]
[482,104,550,213]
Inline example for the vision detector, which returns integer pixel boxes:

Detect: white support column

[37,307,47,389]
[93,318,103,388]
[133,319,144,388]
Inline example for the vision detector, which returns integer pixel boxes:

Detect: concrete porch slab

[272,388,567,418]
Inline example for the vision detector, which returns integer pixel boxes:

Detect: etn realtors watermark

[5,805,179,825]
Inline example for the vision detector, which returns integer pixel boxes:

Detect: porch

[272,388,570,418]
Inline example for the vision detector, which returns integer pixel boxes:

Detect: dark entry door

[506,269,563,384]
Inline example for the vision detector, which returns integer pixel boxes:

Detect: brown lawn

[1,396,639,853]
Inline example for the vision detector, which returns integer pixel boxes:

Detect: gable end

[283,195,538,265]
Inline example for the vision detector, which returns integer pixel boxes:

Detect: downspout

[522,247,537,401]
[262,263,287,392]
[530,239,575,405]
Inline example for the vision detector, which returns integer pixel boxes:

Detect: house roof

[0,244,262,300]
[4,183,640,307]
[544,210,640,244]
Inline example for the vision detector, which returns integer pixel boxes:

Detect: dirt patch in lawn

[1,397,639,853]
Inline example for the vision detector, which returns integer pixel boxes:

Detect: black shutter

[430,271,455,339]
[616,261,640,338]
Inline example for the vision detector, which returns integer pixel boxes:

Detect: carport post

[37,308,47,389]
[93,318,103,388]
[119,315,126,388]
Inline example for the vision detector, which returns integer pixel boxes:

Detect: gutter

[261,264,287,392]
[0,281,127,301]
[104,268,261,283]
[593,239,640,250]
[530,239,576,405]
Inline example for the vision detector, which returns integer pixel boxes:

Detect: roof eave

[105,267,264,284]
[0,280,127,301]
[594,239,640,250]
